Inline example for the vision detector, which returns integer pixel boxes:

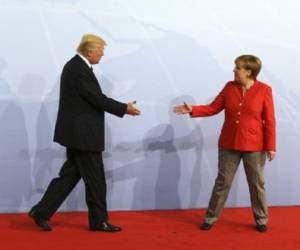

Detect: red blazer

[191,81,276,151]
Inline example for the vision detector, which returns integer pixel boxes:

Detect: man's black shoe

[256,224,268,232]
[90,222,122,232]
[28,210,52,231]
[200,222,213,230]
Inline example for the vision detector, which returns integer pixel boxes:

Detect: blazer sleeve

[75,71,127,117]
[262,86,276,151]
[191,85,226,117]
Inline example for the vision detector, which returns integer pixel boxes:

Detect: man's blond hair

[77,34,107,56]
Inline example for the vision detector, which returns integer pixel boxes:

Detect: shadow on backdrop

[0,58,31,212]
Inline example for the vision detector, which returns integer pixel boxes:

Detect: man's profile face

[87,46,104,65]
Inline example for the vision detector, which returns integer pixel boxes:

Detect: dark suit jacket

[54,55,127,151]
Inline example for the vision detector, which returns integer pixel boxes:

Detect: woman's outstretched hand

[173,102,192,115]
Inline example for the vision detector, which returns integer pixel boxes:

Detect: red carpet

[0,207,299,250]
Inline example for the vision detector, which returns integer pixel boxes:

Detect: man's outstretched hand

[127,101,141,116]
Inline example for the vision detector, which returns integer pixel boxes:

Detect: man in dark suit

[29,34,141,232]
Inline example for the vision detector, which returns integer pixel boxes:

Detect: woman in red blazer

[174,55,276,232]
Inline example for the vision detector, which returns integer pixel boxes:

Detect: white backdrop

[0,0,300,212]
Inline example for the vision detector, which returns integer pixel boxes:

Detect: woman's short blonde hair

[235,55,262,80]
[77,34,107,56]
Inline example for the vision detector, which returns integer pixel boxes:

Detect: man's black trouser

[31,148,108,226]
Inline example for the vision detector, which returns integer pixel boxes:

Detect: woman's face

[233,62,251,83]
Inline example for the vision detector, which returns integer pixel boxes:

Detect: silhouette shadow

[0,58,31,212]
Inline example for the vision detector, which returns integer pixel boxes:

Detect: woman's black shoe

[256,224,268,232]
[200,222,213,230]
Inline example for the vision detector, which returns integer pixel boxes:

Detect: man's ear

[86,50,91,59]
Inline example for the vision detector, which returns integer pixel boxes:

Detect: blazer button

[236,120,239,124]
